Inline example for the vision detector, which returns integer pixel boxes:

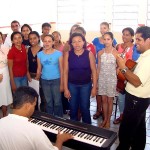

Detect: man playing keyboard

[0,86,73,150]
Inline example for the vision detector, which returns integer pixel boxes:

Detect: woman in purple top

[64,33,97,124]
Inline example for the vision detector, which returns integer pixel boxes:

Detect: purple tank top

[68,50,91,85]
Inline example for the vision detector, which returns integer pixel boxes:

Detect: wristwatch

[120,67,128,74]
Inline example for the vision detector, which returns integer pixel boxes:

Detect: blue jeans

[69,82,92,124]
[14,76,27,88]
[41,78,63,117]
[118,93,125,114]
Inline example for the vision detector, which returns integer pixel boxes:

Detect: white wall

[0,0,148,43]
[0,0,57,34]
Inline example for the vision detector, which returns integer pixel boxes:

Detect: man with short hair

[0,86,73,150]
[116,26,150,150]
[4,20,20,48]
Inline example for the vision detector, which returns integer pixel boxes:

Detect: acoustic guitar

[117,59,137,92]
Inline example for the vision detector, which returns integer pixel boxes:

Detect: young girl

[97,32,118,128]
[40,23,51,46]
[92,22,117,120]
[36,35,63,117]
[21,24,32,48]
[8,32,28,93]
[52,31,64,52]
[0,32,12,117]
[27,31,43,111]
[27,31,42,81]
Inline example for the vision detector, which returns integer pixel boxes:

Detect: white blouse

[0,44,9,68]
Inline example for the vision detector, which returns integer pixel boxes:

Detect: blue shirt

[132,45,141,61]
[92,37,117,63]
[37,50,62,80]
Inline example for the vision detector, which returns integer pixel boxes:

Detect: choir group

[0,20,150,150]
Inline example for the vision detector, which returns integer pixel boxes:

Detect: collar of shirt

[8,114,29,121]
[12,44,25,52]
[140,49,150,57]
[137,49,150,62]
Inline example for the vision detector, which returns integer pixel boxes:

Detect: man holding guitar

[116,26,150,150]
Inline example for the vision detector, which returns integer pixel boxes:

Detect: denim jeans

[118,93,125,114]
[41,78,63,117]
[14,76,27,88]
[68,82,92,124]
[39,78,47,112]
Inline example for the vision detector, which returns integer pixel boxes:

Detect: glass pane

[113,13,138,19]
[113,0,138,5]
[113,6,138,12]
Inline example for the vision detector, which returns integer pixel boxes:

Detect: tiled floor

[89,96,150,150]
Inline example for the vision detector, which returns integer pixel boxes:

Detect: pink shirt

[0,45,9,68]
[58,44,64,52]
[117,44,133,60]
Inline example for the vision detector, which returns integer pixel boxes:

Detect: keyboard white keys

[30,118,107,147]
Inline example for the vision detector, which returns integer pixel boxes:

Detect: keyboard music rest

[30,111,117,150]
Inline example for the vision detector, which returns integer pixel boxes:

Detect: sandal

[93,111,103,120]
[113,116,122,124]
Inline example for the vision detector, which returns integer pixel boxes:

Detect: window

[112,0,139,32]
[57,0,107,31]
[1,0,148,34]
[57,0,82,30]
[81,0,107,31]
[57,0,141,32]
[147,0,150,26]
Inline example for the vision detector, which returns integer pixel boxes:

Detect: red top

[86,43,96,57]
[7,44,27,77]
